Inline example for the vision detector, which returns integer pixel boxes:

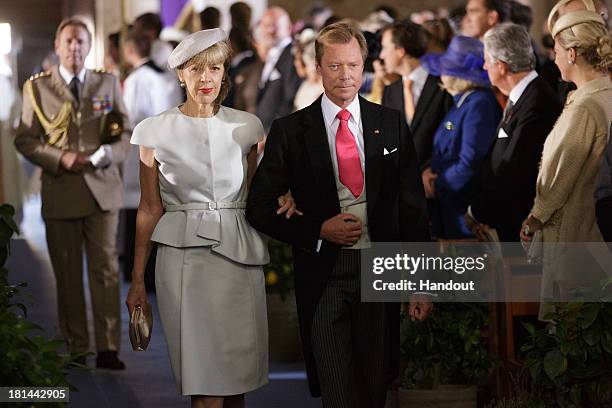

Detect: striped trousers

[311,249,388,408]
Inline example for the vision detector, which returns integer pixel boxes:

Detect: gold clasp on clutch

[129,304,153,351]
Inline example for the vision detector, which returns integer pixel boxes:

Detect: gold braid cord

[24,80,72,149]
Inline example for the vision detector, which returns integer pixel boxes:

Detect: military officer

[15,18,130,369]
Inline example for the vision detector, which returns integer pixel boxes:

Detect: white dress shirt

[259,37,292,88]
[320,92,365,179]
[508,70,538,105]
[402,65,428,107]
[59,64,86,85]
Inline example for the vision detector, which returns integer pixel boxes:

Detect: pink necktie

[335,109,364,198]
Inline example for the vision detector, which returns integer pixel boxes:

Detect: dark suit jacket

[224,52,258,109]
[246,96,429,396]
[470,76,562,241]
[382,74,453,169]
[255,43,302,133]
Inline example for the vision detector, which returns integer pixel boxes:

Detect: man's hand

[404,294,433,321]
[60,151,88,172]
[320,213,362,246]
[422,167,438,199]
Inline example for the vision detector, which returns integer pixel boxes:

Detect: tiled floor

[7,196,320,407]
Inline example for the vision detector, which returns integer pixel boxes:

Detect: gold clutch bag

[129,305,153,351]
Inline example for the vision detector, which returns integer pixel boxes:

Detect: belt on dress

[165,201,247,212]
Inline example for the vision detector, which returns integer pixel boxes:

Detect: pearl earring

[180,81,186,88]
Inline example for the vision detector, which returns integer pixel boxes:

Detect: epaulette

[29,71,51,81]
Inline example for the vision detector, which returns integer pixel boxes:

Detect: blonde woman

[520,8,611,307]
[421,36,502,238]
[125,29,296,408]
[293,29,324,111]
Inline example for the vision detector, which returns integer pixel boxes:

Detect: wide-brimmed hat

[421,36,490,87]
[167,28,227,69]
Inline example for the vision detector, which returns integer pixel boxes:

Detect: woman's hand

[520,214,543,242]
[126,280,149,317]
[277,191,303,219]
[422,167,438,199]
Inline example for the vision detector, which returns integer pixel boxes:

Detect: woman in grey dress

[125,29,298,408]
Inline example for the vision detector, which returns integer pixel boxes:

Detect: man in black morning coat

[379,21,453,169]
[468,23,562,242]
[247,22,431,408]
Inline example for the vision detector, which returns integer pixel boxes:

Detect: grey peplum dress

[131,106,269,396]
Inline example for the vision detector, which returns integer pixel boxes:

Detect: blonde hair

[315,21,368,65]
[556,21,612,74]
[440,76,480,95]
[176,41,232,104]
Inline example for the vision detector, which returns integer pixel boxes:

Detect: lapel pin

[444,121,454,131]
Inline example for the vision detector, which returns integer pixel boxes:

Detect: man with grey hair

[255,6,302,133]
[467,23,562,241]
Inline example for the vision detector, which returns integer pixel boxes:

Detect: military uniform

[15,64,130,353]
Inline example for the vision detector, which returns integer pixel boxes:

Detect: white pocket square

[268,68,281,82]
[498,128,509,139]
[383,147,398,155]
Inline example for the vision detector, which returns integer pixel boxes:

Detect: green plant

[263,239,294,301]
[520,281,612,407]
[400,302,497,389]
[0,204,81,407]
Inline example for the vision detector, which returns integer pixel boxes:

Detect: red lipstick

[199,88,214,94]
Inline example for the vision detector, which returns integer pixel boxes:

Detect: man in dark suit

[467,23,562,242]
[255,6,302,133]
[462,0,508,41]
[224,27,258,109]
[380,21,453,169]
[247,22,431,407]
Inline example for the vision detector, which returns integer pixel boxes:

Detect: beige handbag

[129,304,153,351]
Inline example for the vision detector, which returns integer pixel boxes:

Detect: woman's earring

[568,60,574,65]
[180,81,186,88]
